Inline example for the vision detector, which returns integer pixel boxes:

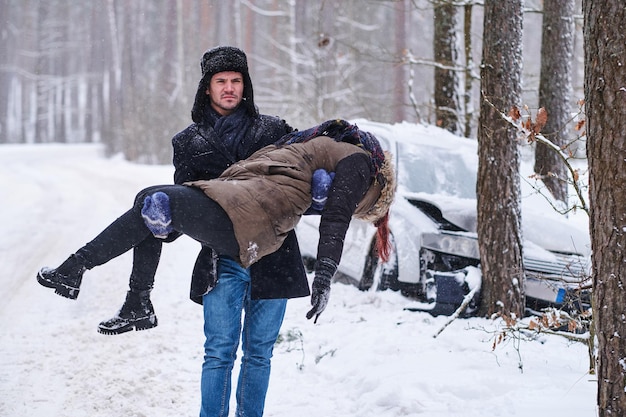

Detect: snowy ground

[0,143,598,416]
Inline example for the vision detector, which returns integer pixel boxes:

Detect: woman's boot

[37,254,87,299]
[97,290,158,335]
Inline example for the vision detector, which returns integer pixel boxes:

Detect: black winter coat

[172,112,310,303]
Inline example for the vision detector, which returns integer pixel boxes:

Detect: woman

[37,121,396,321]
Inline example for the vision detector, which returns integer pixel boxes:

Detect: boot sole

[97,316,158,335]
[37,271,80,300]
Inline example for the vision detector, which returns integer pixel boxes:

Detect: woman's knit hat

[191,46,257,122]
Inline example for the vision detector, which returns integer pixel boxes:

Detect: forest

[2,1,625,415]
[0,0,582,161]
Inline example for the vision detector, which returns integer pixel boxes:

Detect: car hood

[403,192,591,257]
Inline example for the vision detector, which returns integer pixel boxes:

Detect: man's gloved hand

[310,169,335,212]
[306,257,338,323]
[141,191,173,238]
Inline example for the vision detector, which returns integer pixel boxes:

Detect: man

[99,46,310,417]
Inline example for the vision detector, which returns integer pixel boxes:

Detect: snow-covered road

[0,144,597,416]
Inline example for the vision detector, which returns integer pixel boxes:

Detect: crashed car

[296,119,591,316]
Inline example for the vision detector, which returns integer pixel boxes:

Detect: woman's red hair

[374,212,391,262]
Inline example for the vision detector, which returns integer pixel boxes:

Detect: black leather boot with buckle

[97,290,158,335]
[37,254,87,300]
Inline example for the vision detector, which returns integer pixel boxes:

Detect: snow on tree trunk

[476,0,525,319]
[433,0,460,134]
[583,0,626,414]
[534,0,575,204]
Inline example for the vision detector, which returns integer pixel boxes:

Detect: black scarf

[206,106,253,161]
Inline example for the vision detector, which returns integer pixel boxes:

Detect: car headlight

[421,232,480,259]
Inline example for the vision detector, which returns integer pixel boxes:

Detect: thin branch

[482,96,589,216]
[433,285,480,338]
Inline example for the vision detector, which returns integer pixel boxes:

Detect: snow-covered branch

[482,96,589,216]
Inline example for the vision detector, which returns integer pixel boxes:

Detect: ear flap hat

[191,46,257,122]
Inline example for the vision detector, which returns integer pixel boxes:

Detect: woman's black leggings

[75,185,240,269]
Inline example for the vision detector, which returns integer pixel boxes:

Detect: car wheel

[358,235,399,292]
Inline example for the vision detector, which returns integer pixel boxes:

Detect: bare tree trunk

[105,0,123,155]
[316,1,338,120]
[534,0,575,204]
[583,0,626,413]
[0,0,11,142]
[476,0,525,319]
[394,0,407,123]
[214,2,232,46]
[88,2,108,144]
[57,1,70,143]
[162,0,178,100]
[463,3,474,138]
[34,1,49,143]
[286,0,300,122]
[433,0,460,134]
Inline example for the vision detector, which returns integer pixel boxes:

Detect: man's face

[206,71,244,116]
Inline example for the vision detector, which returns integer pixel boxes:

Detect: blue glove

[311,169,335,212]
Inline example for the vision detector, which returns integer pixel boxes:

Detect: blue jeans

[200,257,287,417]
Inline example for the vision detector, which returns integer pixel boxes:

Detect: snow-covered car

[296,119,591,316]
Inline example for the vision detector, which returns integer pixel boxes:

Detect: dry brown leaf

[523,118,532,131]
[509,106,521,122]
[535,107,548,134]
[568,320,578,332]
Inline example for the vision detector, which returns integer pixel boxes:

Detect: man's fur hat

[191,46,257,122]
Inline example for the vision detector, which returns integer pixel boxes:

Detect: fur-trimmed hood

[354,150,396,224]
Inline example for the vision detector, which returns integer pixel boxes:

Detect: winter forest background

[4,1,626,415]
[0,0,584,162]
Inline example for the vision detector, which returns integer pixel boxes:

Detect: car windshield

[396,140,478,199]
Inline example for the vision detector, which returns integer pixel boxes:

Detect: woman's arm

[316,153,372,264]
[307,153,373,323]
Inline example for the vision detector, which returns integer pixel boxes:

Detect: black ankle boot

[98,290,158,335]
[37,254,87,299]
